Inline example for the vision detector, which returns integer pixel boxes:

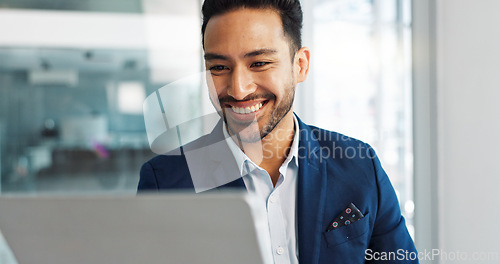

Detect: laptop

[0,192,273,264]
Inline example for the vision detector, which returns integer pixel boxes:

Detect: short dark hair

[201,0,303,54]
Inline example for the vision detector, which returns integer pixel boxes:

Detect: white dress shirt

[223,117,300,264]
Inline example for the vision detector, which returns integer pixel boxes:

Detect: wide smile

[230,101,263,114]
[224,100,269,121]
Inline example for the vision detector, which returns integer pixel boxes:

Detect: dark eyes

[251,61,269,67]
[209,65,228,72]
[209,62,270,73]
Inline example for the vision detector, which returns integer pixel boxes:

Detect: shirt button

[270,195,278,203]
[276,247,284,255]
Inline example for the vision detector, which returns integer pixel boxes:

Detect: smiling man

[203,6,309,187]
[138,0,418,263]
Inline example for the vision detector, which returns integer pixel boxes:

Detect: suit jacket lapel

[296,117,327,264]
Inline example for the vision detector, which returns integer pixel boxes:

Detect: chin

[226,119,264,143]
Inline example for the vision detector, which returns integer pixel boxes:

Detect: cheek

[255,68,292,99]
[209,75,228,96]
[206,74,224,110]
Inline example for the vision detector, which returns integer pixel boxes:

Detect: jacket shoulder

[306,125,373,155]
[138,152,194,191]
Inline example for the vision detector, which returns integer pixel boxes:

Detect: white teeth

[231,102,264,114]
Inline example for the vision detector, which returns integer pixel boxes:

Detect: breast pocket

[323,212,370,248]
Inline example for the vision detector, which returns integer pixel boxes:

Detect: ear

[294,47,310,83]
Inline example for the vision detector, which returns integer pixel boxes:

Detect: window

[302,0,414,236]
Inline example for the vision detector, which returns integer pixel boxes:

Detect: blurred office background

[0,0,499,263]
[0,0,413,221]
[0,0,202,195]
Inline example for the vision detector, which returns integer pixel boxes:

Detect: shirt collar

[223,115,300,176]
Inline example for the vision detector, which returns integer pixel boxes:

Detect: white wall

[436,0,500,263]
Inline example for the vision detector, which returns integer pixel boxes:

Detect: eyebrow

[204,53,229,61]
[244,48,277,58]
[204,48,278,61]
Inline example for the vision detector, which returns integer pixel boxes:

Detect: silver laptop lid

[0,192,272,264]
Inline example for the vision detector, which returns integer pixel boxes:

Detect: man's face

[204,8,306,143]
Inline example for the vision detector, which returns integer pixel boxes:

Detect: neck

[233,112,295,185]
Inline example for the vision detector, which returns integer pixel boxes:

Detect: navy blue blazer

[138,116,418,263]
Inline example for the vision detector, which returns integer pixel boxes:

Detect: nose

[227,66,256,100]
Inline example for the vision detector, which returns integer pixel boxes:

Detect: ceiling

[0,0,200,15]
[0,0,143,13]
[0,0,202,75]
